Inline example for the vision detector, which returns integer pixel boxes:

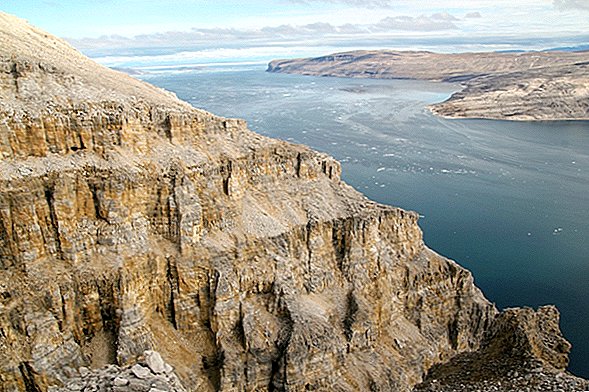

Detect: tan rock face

[414,306,589,392]
[0,12,582,392]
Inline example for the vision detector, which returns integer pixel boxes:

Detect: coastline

[427,105,589,122]
[268,50,589,122]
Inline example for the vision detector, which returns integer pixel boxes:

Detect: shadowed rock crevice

[88,183,107,223]
[269,304,294,392]
[203,350,224,391]
[96,280,120,365]
[43,187,64,260]
[165,256,179,329]
[18,363,41,392]
[343,291,358,342]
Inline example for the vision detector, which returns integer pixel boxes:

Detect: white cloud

[553,0,589,10]
[431,12,460,21]
[64,2,588,59]
[288,0,399,7]
[464,11,482,18]
[69,14,462,50]
[373,15,458,31]
[261,22,338,36]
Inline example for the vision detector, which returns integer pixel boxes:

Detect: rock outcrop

[414,306,589,391]
[267,50,589,121]
[0,12,586,392]
[48,350,186,392]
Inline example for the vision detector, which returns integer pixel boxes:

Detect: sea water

[139,65,589,377]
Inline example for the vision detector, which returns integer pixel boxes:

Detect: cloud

[69,13,461,51]
[465,11,482,18]
[261,22,338,36]
[431,12,460,21]
[553,0,589,10]
[288,0,398,7]
[373,15,458,31]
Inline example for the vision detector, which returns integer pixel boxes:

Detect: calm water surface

[141,67,589,377]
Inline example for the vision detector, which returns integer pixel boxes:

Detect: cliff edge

[0,12,586,392]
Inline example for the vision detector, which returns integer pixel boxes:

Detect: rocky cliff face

[0,12,585,392]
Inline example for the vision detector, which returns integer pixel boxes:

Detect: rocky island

[0,12,588,392]
[267,50,589,121]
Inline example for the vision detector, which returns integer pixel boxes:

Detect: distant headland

[267,50,589,121]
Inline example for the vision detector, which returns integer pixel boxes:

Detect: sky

[2,0,589,67]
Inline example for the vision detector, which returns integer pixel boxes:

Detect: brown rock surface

[0,12,586,392]
[413,306,589,391]
[267,49,589,121]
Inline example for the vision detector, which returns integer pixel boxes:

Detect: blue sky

[2,1,588,66]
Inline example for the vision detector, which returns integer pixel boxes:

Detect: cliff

[267,50,589,121]
[0,12,586,392]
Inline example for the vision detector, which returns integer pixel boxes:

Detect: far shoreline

[267,49,589,122]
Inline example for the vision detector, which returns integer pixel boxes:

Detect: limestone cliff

[0,12,585,392]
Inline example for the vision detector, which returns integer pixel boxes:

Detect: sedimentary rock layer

[267,50,589,121]
[0,12,585,392]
